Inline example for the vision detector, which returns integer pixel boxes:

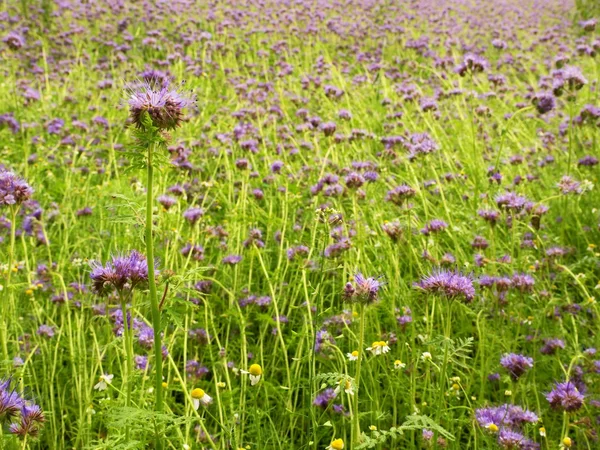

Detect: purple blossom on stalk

[475,404,538,429]
[183,207,204,224]
[532,92,555,115]
[546,381,584,412]
[500,353,533,380]
[343,273,382,304]
[222,254,242,265]
[0,378,24,419]
[385,184,416,205]
[0,170,34,206]
[415,270,475,302]
[127,80,193,130]
[89,250,154,295]
[497,429,535,450]
[495,193,529,212]
[3,32,25,50]
[9,403,45,439]
[540,338,565,355]
[421,219,448,235]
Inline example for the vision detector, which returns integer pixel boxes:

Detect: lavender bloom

[158,195,177,209]
[578,155,599,167]
[9,403,45,438]
[421,219,448,235]
[89,250,152,295]
[540,338,565,355]
[495,193,529,212]
[183,207,204,224]
[222,254,242,265]
[3,32,25,50]
[385,185,416,205]
[475,404,538,429]
[134,355,149,370]
[546,381,584,411]
[36,325,55,339]
[0,379,24,419]
[415,270,475,302]
[0,171,34,206]
[313,388,336,409]
[127,81,193,130]
[500,353,533,380]
[532,92,555,115]
[344,273,382,304]
[497,429,529,449]
[511,273,535,293]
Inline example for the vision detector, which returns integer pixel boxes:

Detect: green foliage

[355,415,455,449]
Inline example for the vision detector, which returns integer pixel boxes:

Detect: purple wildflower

[546,381,584,412]
[0,171,34,206]
[127,81,193,130]
[415,270,475,302]
[500,353,533,380]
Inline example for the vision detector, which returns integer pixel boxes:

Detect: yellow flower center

[249,364,262,376]
[351,351,358,357]
[563,437,572,447]
[330,438,344,450]
[191,388,205,399]
[486,423,499,433]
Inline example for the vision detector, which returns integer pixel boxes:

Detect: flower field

[0,0,599,448]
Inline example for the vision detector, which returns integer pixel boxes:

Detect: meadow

[0,0,599,448]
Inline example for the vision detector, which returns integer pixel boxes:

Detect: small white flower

[346,350,359,361]
[334,378,354,396]
[421,352,432,362]
[240,363,263,386]
[94,373,114,391]
[394,360,406,370]
[191,388,213,410]
[366,341,390,356]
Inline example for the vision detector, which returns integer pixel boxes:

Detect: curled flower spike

[191,388,212,410]
[0,170,34,206]
[241,364,262,385]
[327,438,344,450]
[127,80,194,131]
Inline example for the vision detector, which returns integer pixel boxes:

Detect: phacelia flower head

[343,272,382,304]
[500,353,533,380]
[546,381,584,412]
[415,269,475,302]
[127,80,193,130]
[90,250,154,295]
[0,170,34,206]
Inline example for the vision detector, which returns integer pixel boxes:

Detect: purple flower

[532,92,555,115]
[500,353,533,380]
[546,381,584,412]
[183,207,204,224]
[127,81,193,130]
[344,273,382,304]
[415,270,475,302]
[3,32,25,50]
[511,273,535,293]
[90,250,153,295]
[421,219,448,235]
[0,378,24,419]
[495,193,529,212]
[540,338,565,355]
[475,404,538,429]
[385,184,416,205]
[0,171,34,206]
[36,325,55,339]
[313,388,336,409]
[158,195,177,209]
[222,254,242,265]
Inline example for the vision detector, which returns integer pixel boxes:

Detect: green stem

[353,303,366,446]
[146,142,164,449]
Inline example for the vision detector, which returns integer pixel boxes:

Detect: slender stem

[353,303,366,446]
[146,141,163,449]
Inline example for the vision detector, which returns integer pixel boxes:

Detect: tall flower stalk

[127,79,193,447]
